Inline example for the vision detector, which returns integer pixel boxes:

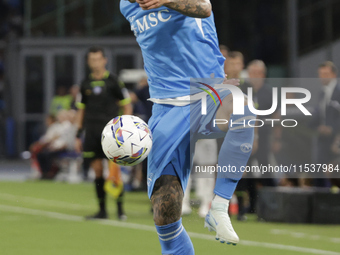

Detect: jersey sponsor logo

[130,9,172,36]
[93,86,102,95]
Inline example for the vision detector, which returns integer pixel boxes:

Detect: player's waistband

[148,91,208,106]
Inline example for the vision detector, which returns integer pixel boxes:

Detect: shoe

[85,211,108,220]
[237,214,248,221]
[182,203,192,215]
[204,199,239,245]
[118,214,127,221]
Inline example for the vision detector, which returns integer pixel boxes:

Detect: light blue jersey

[120,1,225,98]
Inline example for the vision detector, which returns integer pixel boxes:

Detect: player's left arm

[122,102,133,115]
[113,77,133,115]
[136,0,211,18]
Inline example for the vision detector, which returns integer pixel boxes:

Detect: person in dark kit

[331,134,340,188]
[219,45,229,75]
[135,77,153,122]
[130,77,153,190]
[0,64,5,158]
[224,51,244,80]
[236,60,281,220]
[311,61,340,187]
[49,85,73,117]
[75,46,133,220]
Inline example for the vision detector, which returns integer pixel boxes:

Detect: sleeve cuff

[76,102,86,109]
[119,98,131,106]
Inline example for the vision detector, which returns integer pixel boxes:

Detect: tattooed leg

[151,175,183,226]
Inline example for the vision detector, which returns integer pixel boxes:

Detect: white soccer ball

[101,115,153,166]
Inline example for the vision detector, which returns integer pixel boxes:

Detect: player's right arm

[75,108,85,131]
[74,108,84,153]
[74,83,87,153]
[136,0,212,18]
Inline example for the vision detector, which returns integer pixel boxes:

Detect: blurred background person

[219,44,229,75]
[75,46,132,220]
[330,134,340,189]
[0,62,5,158]
[49,85,73,117]
[130,77,152,123]
[236,60,281,220]
[225,51,247,80]
[310,61,340,187]
[35,110,76,179]
[219,44,229,59]
[130,77,153,191]
[29,114,57,179]
[69,84,80,111]
[182,139,217,218]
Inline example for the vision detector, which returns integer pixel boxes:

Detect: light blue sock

[214,106,255,199]
[155,218,194,255]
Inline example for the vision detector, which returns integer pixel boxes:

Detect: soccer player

[75,46,133,219]
[225,51,245,80]
[182,139,217,218]
[120,1,255,254]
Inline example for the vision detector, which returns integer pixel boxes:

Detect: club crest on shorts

[147,173,154,187]
[240,143,252,153]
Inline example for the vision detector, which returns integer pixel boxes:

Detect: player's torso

[82,76,120,123]
[120,1,225,98]
[121,3,192,50]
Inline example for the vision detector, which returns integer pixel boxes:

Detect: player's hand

[136,0,169,10]
[75,138,83,153]
[317,125,333,136]
[128,0,137,2]
[223,74,240,86]
[331,136,340,155]
[331,142,340,155]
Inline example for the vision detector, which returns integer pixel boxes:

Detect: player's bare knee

[91,159,103,178]
[151,175,183,225]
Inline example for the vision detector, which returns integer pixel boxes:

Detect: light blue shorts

[147,89,232,198]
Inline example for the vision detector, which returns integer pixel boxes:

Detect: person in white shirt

[36,110,77,179]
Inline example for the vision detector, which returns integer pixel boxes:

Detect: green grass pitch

[0,181,339,255]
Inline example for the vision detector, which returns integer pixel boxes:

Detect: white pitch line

[271,228,340,243]
[0,193,93,210]
[239,240,340,255]
[0,205,340,255]
[0,204,83,222]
